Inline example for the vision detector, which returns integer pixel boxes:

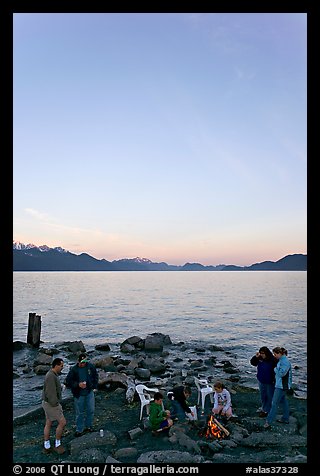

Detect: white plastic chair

[194,377,214,411]
[135,384,159,420]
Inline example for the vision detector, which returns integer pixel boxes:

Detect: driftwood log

[98,370,136,403]
[213,417,230,437]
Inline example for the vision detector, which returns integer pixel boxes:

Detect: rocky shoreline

[13,333,307,465]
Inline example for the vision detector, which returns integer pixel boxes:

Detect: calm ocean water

[13,271,307,406]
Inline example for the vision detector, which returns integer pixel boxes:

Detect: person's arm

[87,364,99,390]
[179,396,191,413]
[45,373,60,406]
[65,367,79,392]
[275,358,291,378]
[250,355,259,366]
[182,403,191,413]
[92,365,99,389]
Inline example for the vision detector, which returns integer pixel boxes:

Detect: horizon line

[13,240,307,269]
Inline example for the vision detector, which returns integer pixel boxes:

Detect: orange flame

[201,415,226,439]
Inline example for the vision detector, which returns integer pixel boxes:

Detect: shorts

[42,401,64,422]
[159,419,170,430]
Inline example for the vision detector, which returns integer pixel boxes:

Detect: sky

[13,13,307,266]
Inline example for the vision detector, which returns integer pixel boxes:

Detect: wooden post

[27,313,41,348]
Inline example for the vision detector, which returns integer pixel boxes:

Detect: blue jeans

[266,388,289,424]
[258,382,275,413]
[170,400,187,420]
[74,391,95,432]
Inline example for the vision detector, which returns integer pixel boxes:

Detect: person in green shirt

[149,392,173,434]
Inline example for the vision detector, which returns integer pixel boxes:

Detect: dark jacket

[250,355,277,385]
[170,386,191,413]
[65,362,98,398]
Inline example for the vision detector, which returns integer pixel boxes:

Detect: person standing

[250,346,277,417]
[65,353,99,436]
[264,347,292,428]
[41,357,66,455]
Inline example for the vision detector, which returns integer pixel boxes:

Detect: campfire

[199,414,230,439]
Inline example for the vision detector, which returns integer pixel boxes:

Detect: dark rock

[128,427,143,440]
[13,341,31,351]
[70,430,117,456]
[134,368,151,379]
[114,447,138,460]
[120,343,136,354]
[140,357,166,373]
[75,448,106,463]
[95,343,111,351]
[33,353,52,366]
[208,345,224,352]
[137,450,204,463]
[34,365,51,375]
[144,335,164,351]
[39,347,59,355]
[60,341,86,354]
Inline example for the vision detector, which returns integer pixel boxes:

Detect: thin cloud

[25,208,50,221]
[23,208,130,249]
[24,208,102,236]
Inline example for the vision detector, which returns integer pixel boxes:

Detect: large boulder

[140,357,166,374]
[137,450,204,463]
[145,333,172,351]
[69,430,117,456]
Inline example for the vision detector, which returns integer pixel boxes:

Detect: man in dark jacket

[66,353,99,436]
[168,385,194,420]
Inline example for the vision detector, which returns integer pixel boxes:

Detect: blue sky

[13,13,307,266]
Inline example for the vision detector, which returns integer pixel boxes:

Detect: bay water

[13,271,307,407]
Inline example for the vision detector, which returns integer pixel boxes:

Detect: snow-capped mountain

[13,241,67,253]
[12,241,307,271]
[13,241,36,251]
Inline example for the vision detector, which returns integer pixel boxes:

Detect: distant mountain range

[12,241,307,271]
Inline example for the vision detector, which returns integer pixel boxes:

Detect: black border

[7,2,314,472]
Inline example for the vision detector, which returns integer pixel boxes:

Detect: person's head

[272,347,288,359]
[52,358,64,374]
[259,346,273,360]
[154,392,164,404]
[213,381,224,393]
[183,386,191,398]
[77,353,89,367]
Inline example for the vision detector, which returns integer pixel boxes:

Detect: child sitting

[149,392,173,434]
[212,381,233,420]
